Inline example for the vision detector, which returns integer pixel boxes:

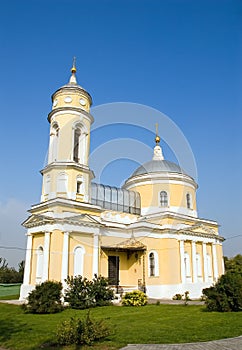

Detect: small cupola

[49,58,92,118]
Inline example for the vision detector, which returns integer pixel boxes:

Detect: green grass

[0,303,241,350]
[0,284,21,298]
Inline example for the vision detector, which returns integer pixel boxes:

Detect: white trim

[124,172,197,189]
[202,243,208,282]
[73,245,85,276]
[141,205,197,217]
[148,250,159,277]
[212,243,219,281]
[179,240,185,284]
[23,234,33,285]
[192,241,197,283]
[92,234,99,276]
[61,232,69,283]
[42,232,50,282]
[36,245,44,283]
[146,281,214,299]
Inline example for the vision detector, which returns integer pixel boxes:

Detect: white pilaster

[23,234,33,285]
[202,242,208,282]
[212,243,219,281]
[92,234,99,276]
[192,241,197,283]
[179,240,186,284]
[61,232,69,283]
[42,231,50,282]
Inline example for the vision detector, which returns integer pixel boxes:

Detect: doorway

[108,255,119,285]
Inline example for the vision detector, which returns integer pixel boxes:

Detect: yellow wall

[130,182,197,211]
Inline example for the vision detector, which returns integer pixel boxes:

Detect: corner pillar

[23,234,33,285]
[61,232,69,284]
[42,231,50,282]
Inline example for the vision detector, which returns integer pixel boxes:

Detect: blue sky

[0,0,241,267]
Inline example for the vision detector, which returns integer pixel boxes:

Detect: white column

[23,234,33,285]
[92,234,99,276]
[179,240,186,284]
[212,243,219,281]
[202,242,208,282]
[61,232,69,283]
[42,231,50,282]
[192,241,197,283]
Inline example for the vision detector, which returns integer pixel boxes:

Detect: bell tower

[41,60,94,203]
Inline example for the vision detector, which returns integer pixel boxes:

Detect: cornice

[40,162,95,178]
[124,172,198,189]
[48,107,94,123]
[29,197,102,214]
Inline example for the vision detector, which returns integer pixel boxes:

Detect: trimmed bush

[92,274,114,306]
[122,290,147,306]
[64,274,114,309]
[56,311,111,346]
[203,272,242,312]
[172,293,183,300]
[22,281,63,314]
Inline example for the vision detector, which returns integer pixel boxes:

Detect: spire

[69,57,77,84]
[153,123,164,160]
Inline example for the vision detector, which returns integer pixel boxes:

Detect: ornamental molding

[48,107,94,124]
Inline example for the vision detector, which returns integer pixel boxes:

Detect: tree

[224,254,242,274]
[0,257,25,283]
[203,255,242,312]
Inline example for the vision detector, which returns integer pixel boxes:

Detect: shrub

[64,274,114,309]
[92,274,114,306]
[64,275,95,309]
[183,291,190,306]
[22,281,63,314]
[172,293,183,300]
[203,272,242,312]
[122,290,147,306]
[56,311,111,346]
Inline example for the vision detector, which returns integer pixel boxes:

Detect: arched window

[76,176,84,194]
[36,246,44,283]
[48,122,59,163]
[160,191,168,207]
[148,251,159,277]
[57,172,68,193]
[73,127,81,163]
[186,193,191,209]
[74,246,85,276]
[207,254,212,277]
[184,252,191,277]
[44,175,51,195]
[196,253,202,277]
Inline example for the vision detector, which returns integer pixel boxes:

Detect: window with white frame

[186,193,192,209]
[36,246,44,282]
[57,172,68,193]
[207,254,212,277]
[74,246,85,276]
[73,127,82,163]
[48,122,59,163]
[160,191,168,207]
[196,253,202,277]
[148,251,159,277]
[184,252,191,277]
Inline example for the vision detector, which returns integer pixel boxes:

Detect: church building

[20,64,224,300]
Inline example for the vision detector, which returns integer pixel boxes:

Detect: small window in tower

[160,191,168,207]
[149,252,155,277]
[73,128,81,163]
[77,181,82,194]
[186,193,191,209]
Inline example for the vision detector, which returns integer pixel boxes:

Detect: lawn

[0,303,241,350]
[0,284,21,299]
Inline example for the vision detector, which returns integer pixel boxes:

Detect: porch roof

[101,237,146,251]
